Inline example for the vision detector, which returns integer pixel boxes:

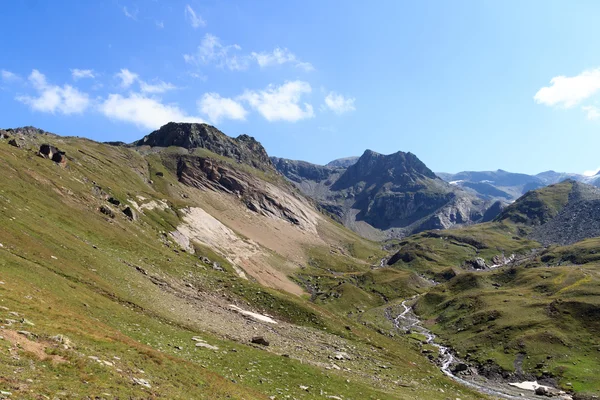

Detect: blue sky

[3,1,600,175]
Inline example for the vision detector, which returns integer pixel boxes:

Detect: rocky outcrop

[135,122,273,172]
[175,155,316,231]
[39,144,67,164]
[2,126,55,137]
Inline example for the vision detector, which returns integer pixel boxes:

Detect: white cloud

[122,6,138,20]
[251,47,314,71]
[115,69,176,94]
[583,167,600,177]
[116,69,139,88]
[185,4,205,28]
[16,69,90,114]
[240,81,314,122]
[184,34,248,71]
[534,68,600,108]
[99,93,204,130]
[1,70,20,82]
[198,93,247,123]
[71,69,95,80]
[324,91,356,114]
[184,36,314,73]
[139,80,176,94]
[582,105,600,120]
[156,20,164,29]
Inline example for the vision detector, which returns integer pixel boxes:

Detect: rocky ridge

[135,122,274,172]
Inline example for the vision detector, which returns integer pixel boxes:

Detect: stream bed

[392,298,572,400]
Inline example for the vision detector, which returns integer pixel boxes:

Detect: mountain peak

[331,149,438,191]
[134,122,273,171]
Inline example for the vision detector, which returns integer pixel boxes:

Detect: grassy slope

[496,180,573,225]
[0,137,485,399]
[381,218,600,396]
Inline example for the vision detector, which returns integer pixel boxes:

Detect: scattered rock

[8,139,20,148]
[465,257,488,270]
[99,205,115,218]
[332,351,350,361]
[212,262,224,272]
[107,197,121,206]
[132,377,151,388]
[195,342,219,350]
[50,334,72,349]
[251,336,270,346]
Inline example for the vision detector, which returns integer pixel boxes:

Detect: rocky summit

[135,122,274,172]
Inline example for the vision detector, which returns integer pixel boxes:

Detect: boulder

[465,257,488,270]
[251,336,270,346]
[122,206,137,221]
[451,363,469,373]
[99,205,115,218]
[107,197,121,206]
[534,386,549,396]
[8,139,20,148]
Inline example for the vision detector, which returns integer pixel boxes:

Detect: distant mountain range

[437,169,600,202]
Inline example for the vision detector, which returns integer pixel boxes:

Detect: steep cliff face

[175,155,317,232]
[273,150,496,239]
[135,122,273,172]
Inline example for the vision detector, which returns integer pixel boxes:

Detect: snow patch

[508,381,552,391]
[229,304,277,324]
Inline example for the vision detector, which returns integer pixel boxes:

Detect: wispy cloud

[156,20,164,29]
[139,80,176,94]
[184,34,248,71]
[1,69,21,83]
[185,4,205,28]
[198,93,247,123]
[582,105,600,120]
[122,6,138,20]
[239,81,314,122]
[184,35,314,73]
[534,68,600,108]
[16,69,90,114]
[116,68,139,88]
[71,69,95,80]
[115,69,176,94]
[324,91,356,114]
[100,93,204,130]
[251,47,314,71]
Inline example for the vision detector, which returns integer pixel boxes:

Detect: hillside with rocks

[496,180,600,245]
[1,123,599,399]
[0,123,494,400]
